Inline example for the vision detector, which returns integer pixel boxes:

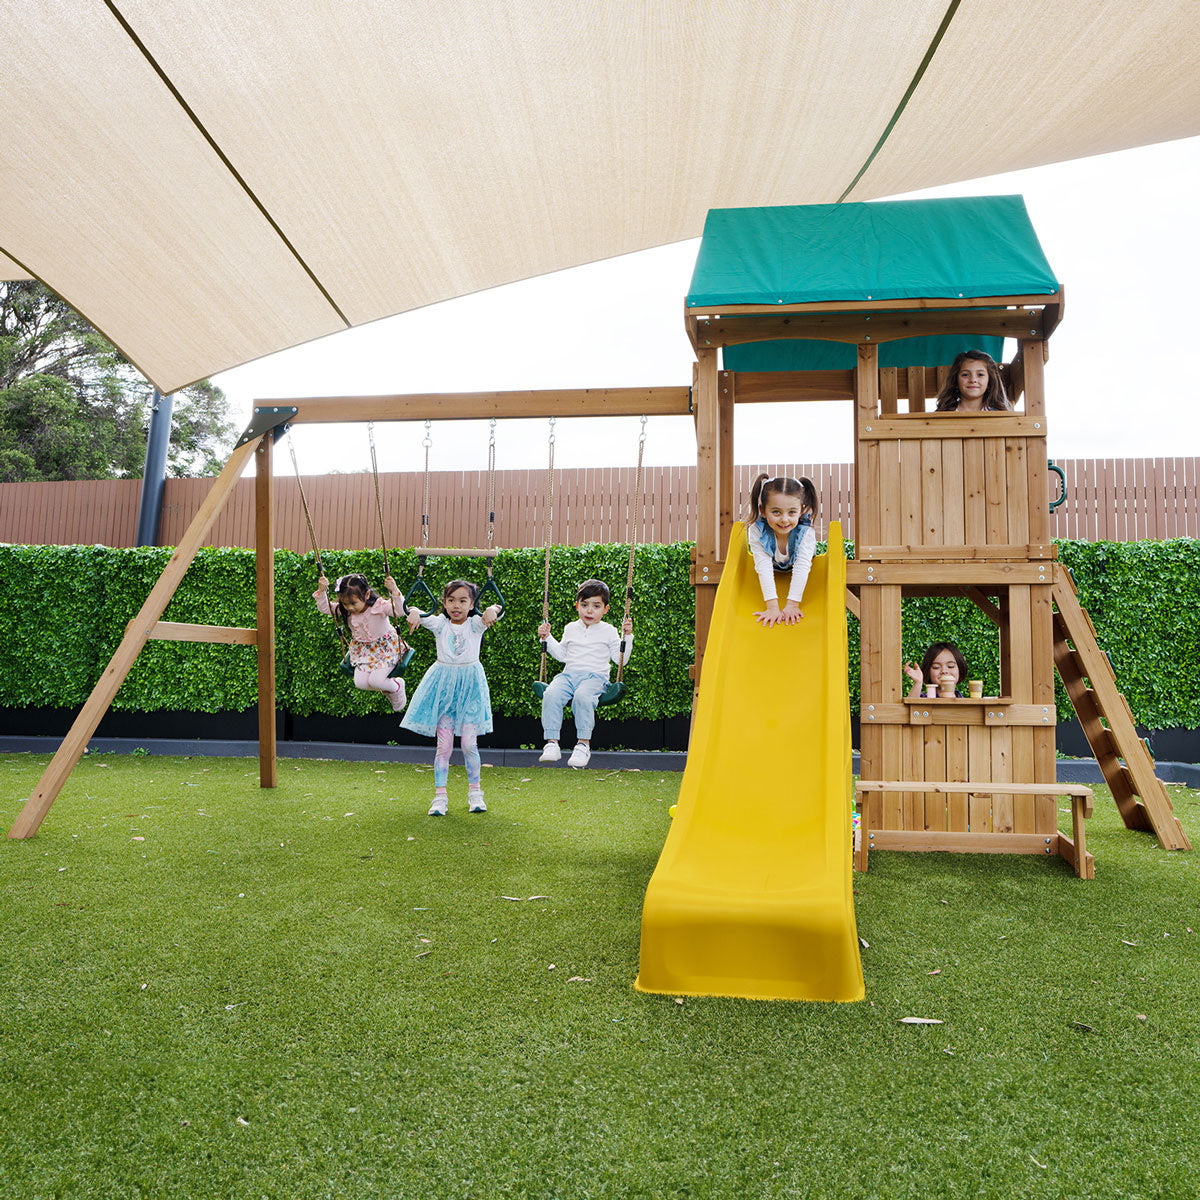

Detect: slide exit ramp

[635,520,863,1003]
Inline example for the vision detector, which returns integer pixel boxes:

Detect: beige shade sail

[0,251,31,281]
[2,0,1198,394]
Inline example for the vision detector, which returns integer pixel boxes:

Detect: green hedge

[0,543,694,722]
[1,539,1197,729]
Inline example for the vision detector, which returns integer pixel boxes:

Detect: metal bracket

[235,405,300,448]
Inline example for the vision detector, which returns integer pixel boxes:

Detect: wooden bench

[854,780,1094,878]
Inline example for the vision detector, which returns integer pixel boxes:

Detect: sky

[212,135,1200,477]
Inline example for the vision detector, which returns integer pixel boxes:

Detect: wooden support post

[1019,339,1044,417]
[853,343,880,549]
[692,350,721,687]
[256,436,277,789]
[718,371,735,562]
[1022,339,1052,549]
[8,440,259,838]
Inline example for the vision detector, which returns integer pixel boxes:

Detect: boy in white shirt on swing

[537,579,634,768]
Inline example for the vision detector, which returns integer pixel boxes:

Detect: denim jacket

[753,515,813,569]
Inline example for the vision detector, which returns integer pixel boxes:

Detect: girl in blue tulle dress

[402,579,502,816]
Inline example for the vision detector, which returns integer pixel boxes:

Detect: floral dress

[314,591,404,671]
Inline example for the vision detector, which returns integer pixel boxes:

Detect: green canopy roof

[688,195,1058,307]
[688,195,1058,373]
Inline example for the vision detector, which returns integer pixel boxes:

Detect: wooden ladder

[1051,566,1190,851]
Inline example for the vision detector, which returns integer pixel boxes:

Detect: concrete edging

[1,736,1197,786]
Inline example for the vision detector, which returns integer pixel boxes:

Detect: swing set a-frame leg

[8,439,261,839]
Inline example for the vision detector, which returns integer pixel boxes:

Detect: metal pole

[134,388,174,546]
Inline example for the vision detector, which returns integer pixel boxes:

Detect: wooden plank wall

[1,459,1196,549]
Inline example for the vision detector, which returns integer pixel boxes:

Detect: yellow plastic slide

[635,520,863,1003]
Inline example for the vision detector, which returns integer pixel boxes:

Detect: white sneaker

[427,791,448,816]
[568,744,591,769]
[468,791,487,813]
[538,742,561,763]
[387,681,407,712]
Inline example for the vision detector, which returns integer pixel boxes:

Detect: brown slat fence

[1,459,1196,550]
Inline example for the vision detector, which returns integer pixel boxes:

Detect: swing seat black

[339,645,416,679]
[530,678,625,705]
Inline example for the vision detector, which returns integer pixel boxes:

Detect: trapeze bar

[415,547,501,559]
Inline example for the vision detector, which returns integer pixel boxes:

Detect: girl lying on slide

[746,473,819,628]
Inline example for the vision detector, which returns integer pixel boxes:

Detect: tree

[0,281,236,482]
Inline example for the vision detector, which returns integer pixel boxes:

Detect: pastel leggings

[433,715,481,790]
[352,665,402,695]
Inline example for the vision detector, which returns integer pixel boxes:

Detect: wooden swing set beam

[262,387,692,425]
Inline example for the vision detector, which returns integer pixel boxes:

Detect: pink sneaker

[387,681,407,713]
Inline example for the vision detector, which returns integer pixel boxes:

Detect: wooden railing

[2,458,1196,550]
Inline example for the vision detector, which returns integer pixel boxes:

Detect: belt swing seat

[532,415,646,707]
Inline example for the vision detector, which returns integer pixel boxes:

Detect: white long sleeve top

[748,520,817,605]
[544,619,631,676]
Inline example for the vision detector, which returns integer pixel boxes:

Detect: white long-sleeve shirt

[545,619,631,676]
[748,522,817,605]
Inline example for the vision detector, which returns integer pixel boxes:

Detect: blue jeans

[541,669,609,741]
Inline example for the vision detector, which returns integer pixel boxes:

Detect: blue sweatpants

[541,670,609,741]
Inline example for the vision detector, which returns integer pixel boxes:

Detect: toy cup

[968,679,983,698]
[925,684,939,698]
[939,679,957,698]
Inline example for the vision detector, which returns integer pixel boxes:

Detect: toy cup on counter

[925,683,939,698]
[939,679,957,698]
[968,679,984,699]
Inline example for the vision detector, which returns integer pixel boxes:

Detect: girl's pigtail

[799,476,819,520]
[748,472,769,522]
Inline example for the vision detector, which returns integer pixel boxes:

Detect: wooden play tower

[684,196,1189,873]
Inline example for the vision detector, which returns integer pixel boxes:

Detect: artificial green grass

[1,751,1198,1200]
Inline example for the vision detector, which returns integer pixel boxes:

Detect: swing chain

[286,425,346,652]
[616,416,647,685]
[420,420,432,553]
[367,421,392,584]
[538,418,556,685]
[486,417,497,551]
